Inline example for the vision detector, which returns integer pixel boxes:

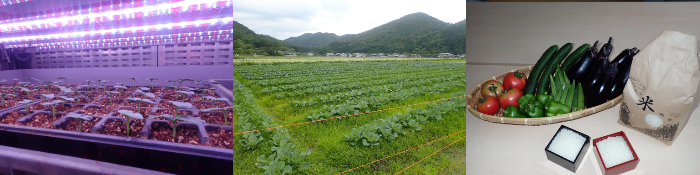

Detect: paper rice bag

[618,30,699,145]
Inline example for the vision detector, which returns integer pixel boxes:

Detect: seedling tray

[0,85,233,174]
[544,125,590,173]
[593,131,640,175]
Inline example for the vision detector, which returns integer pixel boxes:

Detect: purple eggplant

[608,48,639,99]
[585,64,617,107]
[566,40,599,83]
[582,37,614,91]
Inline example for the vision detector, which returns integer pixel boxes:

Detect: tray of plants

[467,38,637,125]
[0,78,233,174]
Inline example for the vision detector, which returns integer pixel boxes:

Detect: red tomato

[477,96,499,115]
[481,80,504,98]
[503,71,527,90]
[499,89,523,109]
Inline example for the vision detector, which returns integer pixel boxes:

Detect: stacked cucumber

[523,43,589,111]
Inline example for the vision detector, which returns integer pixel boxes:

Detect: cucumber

[560,44,590,72]
[524,45,558,95]
[537,43,573,95]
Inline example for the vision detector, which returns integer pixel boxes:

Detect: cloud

[233,0,465,40]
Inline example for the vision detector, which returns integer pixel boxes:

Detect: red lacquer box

[592,131,640,175]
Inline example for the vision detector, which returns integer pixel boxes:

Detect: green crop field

[232,55,464,63]
[232,59,467,174]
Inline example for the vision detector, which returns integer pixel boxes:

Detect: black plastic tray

[0,86,233,174]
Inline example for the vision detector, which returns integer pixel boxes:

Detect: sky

[233,0,466,40]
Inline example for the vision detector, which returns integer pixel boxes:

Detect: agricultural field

[232,59,467,174]
[232,55,465,63]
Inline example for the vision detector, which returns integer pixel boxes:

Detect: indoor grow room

[0,0,234,174]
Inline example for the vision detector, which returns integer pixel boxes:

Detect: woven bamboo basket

[466,65,622,126]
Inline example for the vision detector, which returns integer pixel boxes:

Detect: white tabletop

[464,64,700,175]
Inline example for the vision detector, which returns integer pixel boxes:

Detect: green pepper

[522,100,545,118]
[518,94,537,107]
[546,101,571,117]
[537,93,553,106]
[504,105,528,118]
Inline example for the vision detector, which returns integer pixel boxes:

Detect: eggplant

[608,48,639,99]
[611,47,638,66]
[582,37,614,90]
[566,40,599,82]
[585,64,617,107]
[596,37,614,61]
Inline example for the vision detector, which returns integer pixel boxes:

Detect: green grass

[232,60,466,174]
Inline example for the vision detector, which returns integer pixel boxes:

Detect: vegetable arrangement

[476,37,637,119]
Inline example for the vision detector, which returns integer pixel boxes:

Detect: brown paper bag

[618,30,699,145]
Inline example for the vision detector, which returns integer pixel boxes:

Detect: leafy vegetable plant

[117,110,144,136]
[174,91,194,101]
[125,98,155,114]
[200,106,233,125]
[18,99,32,114]
[0,93,15,107]
[65,112,93,132]
[149,101,202,139]
[41,100,65,118]
[106,91,119,105]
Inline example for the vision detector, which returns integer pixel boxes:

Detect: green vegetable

[504,105,528,118]
[546,101,571,117]
[518,94,545,118]
[538,43,573,94]
[522,100,545,118]
[566,80,575,107]
[561,44,591,72]
[524,45,558,95]
[576,83,585,111]
[536,93,553,106]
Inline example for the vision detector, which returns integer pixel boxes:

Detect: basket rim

[466,65,622,126]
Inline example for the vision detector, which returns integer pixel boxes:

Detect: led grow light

[21,34,232,51]
[1,0,32,6]
[0,0,232,32]
[0,17,233,43]
[6,29,233,48]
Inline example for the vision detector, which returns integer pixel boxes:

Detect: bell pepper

[503,105,527,118]
[537,93,553,106]
[545,101,571,117]
[518,94,545,118]
[522,100,544,118]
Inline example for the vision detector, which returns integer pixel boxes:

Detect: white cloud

[233,0,466,40]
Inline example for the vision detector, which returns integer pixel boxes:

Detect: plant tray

[0,85,233,174]
[467,65,622,125]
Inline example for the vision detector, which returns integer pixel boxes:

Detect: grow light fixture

[0,0,32,6]
[0,0,232,32]
[0,17,234,43]
[6,29,233,48]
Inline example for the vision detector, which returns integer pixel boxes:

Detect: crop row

[231,78,311,174]
[275,71,465,99]
[306,78,466,121]
[260,68,458,93]
[237,61,465,80]
[251,64,464,87]
[290,73,465,107]
[345,95,466,147]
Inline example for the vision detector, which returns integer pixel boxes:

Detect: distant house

[307,53,314,56]
[284,52,297,57]
[399,54,407,58]
[410,54,421,58]
[389,53,400,57]
[438,53,453,58]
[354,53,366,57]
[326,53,335,57]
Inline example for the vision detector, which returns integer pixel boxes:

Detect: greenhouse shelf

[0,144,171,175]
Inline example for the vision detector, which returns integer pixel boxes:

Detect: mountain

[285,12,466,55]
[283,32,350,49]
[233,21,303,55]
